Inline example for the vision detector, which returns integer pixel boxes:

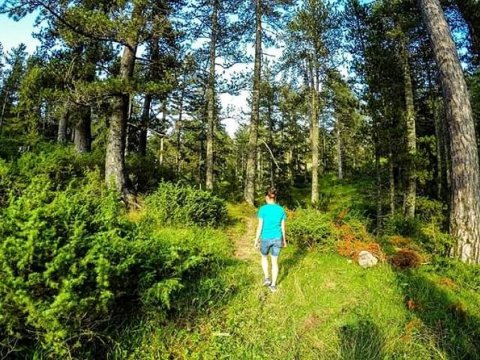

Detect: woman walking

[254,188,287,292]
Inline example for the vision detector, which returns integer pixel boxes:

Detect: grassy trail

[229,206,257,262]
[119,182,480,359]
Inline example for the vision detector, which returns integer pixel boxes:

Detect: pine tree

[419,0,480,263]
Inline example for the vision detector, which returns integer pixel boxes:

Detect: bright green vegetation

[1,146,480,358]
[109,182,480,360]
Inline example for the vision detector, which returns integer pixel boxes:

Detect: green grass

[109,178,480,360]
[114,248,480,359]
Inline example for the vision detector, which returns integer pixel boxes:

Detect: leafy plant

[288,209,335,249]
[0,172,230,357]
[144,183,228,228]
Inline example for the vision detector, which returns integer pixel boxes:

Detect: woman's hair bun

[266,187,278,198]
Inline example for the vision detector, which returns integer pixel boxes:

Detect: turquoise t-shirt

[258,203,286,240]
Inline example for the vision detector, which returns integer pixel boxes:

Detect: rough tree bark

[308,59,320,204]
[105,42,138,192]
[389,145,395,215]
[74,105,92,153]
[244,0,262,205]
[375,134,382,232]
[336,120,343,180]
[159,99,167,166]
[401,41,417,219]
[420,0,480,263]
[57,107,68,144]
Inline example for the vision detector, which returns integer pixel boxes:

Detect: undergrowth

[2,145,479,359]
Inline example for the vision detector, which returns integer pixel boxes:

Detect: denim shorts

[260,239,282,257]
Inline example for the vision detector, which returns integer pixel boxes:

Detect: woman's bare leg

[271,255,279,286]
[261,255,269,279]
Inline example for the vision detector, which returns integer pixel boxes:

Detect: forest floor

[114,180,480,360]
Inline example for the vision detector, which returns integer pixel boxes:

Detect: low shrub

[17,143,103,181]
[126,154,175,193]
[3,142,104,196]
[144,182,228,228]
[418,223,455,256]
[0,134,24,159]
[383,214,422,237]
[0,172,229,357]
[415,197,447,226]
[0,158,12,206]
[288,209,335,249]
[311,191,333,212]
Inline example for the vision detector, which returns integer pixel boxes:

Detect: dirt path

[231,213,258,262]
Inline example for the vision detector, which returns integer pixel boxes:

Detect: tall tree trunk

[159,137,164,166]
[244,0,262,205]
[0,89,8,132]
[287,148,294,186]
[74,105,92,153]
[175,89,184,178]
[375,135,383,233]
[199,138,204,188]
[389,146,395,215]
[336,120,343,180]
[139,94,151,156]
[268,100,275,187]
[160,99,167,167]
[206,0,219,191]
[309,60,320,204]
[105,3,145,193]
[105,42,137,192]
[420,0,480,263]
[57,107,68,144]
[401,41,417,219]
[73,45,97,154]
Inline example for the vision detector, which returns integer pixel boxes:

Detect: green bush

[418,223,455,257]
[126,154,175,193]
[383,214,422,237]
[0,158,12,206]
[0,173,127,355]
[0,172,229,357]
[0,135,24,159]
[383,199,452,256]
[415,197,447,226]
[288,209,336,249]
[15,143,103,188]
[1,142,104,199]
[144,183,228,228]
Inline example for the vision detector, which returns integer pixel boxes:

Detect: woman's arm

[254,219,263,248]
[281,219,287,247]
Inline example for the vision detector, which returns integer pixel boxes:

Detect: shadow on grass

[339,318,385,360]
[100,256,251,359]
[278,247,307,285]
[395,270,480,359]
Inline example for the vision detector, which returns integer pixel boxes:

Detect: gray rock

[358,251,378,268]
